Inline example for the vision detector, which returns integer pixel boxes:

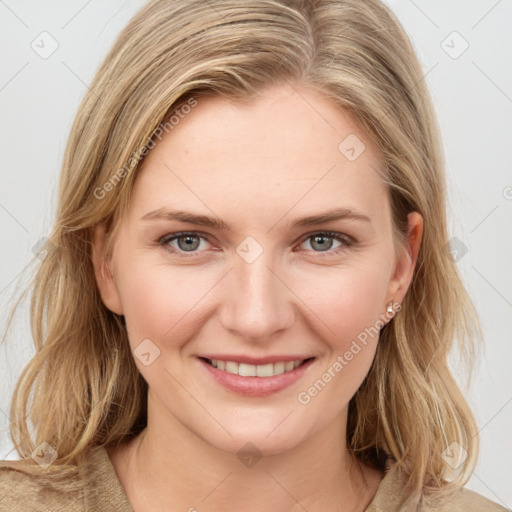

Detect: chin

[210,434,300,459]
[195,414,312,459]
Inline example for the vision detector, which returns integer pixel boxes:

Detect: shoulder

[367,460,509,512]
[421,485,510,511]
[0,445,134,512]
[0,456,84,511]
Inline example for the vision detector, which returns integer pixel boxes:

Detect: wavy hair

[2,0,481,507]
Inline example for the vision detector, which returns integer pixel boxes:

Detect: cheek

[115,257,214,348]
[292,260,391,395]
[293,261,390,347]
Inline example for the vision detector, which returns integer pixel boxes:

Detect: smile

[204,358,311,377]
[197,356,316,396]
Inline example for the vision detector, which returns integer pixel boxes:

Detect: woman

[0,0,507,510]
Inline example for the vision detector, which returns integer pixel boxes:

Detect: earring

[387,302,394,314]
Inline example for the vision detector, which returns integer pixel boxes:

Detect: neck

[109,395,382,512]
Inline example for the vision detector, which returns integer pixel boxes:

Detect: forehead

[130,84,388,227]
[147,85,382,166]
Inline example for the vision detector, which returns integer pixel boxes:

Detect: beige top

[0,446,508,511]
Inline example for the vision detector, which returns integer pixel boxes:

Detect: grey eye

[309,234,335,251]
[176,235,201,251]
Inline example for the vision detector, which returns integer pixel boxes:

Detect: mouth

[199,357,315,377]
[197,355,316,396]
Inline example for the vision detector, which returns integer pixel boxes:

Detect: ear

[91,223,124,315]
[386,211,423,305]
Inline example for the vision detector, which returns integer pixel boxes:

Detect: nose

[218,249,295,342]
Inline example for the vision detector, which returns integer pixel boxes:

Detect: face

[93,84,421,456]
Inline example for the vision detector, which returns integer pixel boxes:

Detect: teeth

[239,363,256,377]
[225,361,238,374]
[256,363,273,377]
[208,358,306,377]
[274,362,285,375]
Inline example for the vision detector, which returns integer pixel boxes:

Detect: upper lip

[198,354,315,365]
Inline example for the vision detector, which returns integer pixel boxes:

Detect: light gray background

[1,0,511,507]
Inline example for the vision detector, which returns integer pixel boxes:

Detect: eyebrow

[140,207,371,230]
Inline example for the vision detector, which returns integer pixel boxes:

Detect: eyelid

[297,230,354,245]
[159,230,211,243]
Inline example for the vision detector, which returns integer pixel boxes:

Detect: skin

[92,83,423,512]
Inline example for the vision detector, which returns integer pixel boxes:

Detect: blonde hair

[2,0,481,507]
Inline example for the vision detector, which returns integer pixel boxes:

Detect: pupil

[179,235,200,251]
[312,235,332,251]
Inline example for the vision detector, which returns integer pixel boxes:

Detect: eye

[158,230,355,258]
[159,232,212,255]
[297,231,354,255]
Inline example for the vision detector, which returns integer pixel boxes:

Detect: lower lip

[197,357,316,396]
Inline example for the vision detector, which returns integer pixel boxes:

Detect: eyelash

[158,231,355,258]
